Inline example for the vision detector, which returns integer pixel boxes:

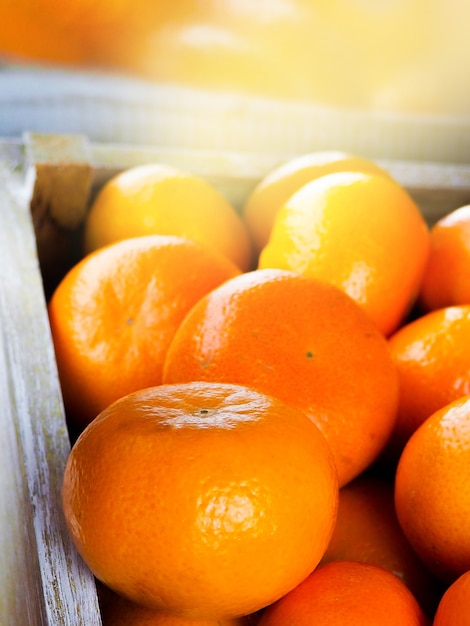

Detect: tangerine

[419,204,470,311]
[394,394,470,583]
[62,381,339,619]
[0,0,87,65]
[163,268,399,487]
[258,170,430,336]
[242,151,391,253]
[83,163,253,271]
[320,474,443,617]
[257,561,428,626]
[432,570,470,626]
[48,235,240,430]
[385,304,470,461]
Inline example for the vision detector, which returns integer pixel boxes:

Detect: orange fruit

[320,474,443,617]
[258,170,430,336]
[419,205,470,311]
[394,394,470,583]
[98,583,256,626]
[242,151,391,253]
[162,268,399,487]
[48,235,240,431]
[432,570,470,626]
[385,304,470,461]
[0,0,174,69]
[62,381,339,619]
[83,163,253,271]
[257,561,428,626]
[0,0,88,65]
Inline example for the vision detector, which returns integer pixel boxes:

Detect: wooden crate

[1,132,470,625]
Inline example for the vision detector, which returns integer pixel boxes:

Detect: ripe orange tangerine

[48,235,240,431]
[258,171,430,336]
[395,394,470,583]
[62,381,339,619]
[419,204,470,311]
[385,304,470,462]
[320,474,443,617]
[257,561,428,626]
[432,570,470,626]
[163,268,399,487]
[83,163,253,272]
[242,151,391,253]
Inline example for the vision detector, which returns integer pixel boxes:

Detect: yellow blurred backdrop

[1,0,469,116]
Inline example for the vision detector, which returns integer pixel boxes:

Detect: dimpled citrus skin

[48,235,240,431]
[62,381,339,620]
[257,561,428,626]
[395,394,470,584]
[419,204,470,311]
[242,151,392,254]
[386,305,470,460]
[83,163,253,271]
[163,268,399,487]
[433,570,470,626]
[258,171,430,337]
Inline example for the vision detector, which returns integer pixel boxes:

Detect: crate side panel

[0,327,47,624]
[0,162,102,625]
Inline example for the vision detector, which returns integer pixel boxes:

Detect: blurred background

[1,0,469,162]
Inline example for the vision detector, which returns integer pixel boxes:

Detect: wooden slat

[0,158,102,625]
[20,134,470,234]
[23,133,94,299]
[89,141,470,223]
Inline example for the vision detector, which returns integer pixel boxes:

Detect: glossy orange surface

[258,171,430,337]
[433,570,470,626]
[386,305,470,460]
[242,151,391,254]
[257,561,428,626]
[48,235,240,430]
[84,163,253,272]
[395,394,470,583]
[62,381,338,618]
[163,268,399,487]
[419,205,470,311]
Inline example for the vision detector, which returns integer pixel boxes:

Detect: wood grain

[0,156,102,625]
[89,140,470,223]
[24,133,93,299]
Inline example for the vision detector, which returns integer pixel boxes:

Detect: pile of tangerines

[48,151,470,625]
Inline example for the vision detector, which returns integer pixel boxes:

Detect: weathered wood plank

[24,133,94,299]
[0,323,46,624]
[89,141,470,223]
[0,159,102,625]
